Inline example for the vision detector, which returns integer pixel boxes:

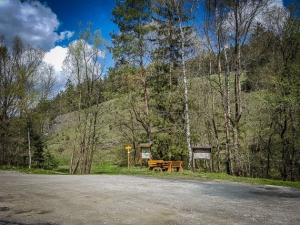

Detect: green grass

[0,165,65,175]
[91,163,300,189]
[1,163,300,188]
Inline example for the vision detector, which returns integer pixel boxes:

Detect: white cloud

[43,40,106,93]
[43,46,67,73]
[0,0,74,50]
[271,0,283,7]
[43,46,68,92]
[57,31,75,43]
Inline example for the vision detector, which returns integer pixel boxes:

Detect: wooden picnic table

[148,160,183,173]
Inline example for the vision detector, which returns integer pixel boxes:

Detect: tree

[171,0,196,169]
[0,35,45,166]
[199,0,233,173]
[151,0,183,89]
[247,5,300,180]
[110,0,153,143]
[201,0,270,175]
[149,0,187,161]
[229,0,271,175]
[62,23,106,174]
[36,63,56,100]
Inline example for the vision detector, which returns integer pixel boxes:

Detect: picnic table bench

[147,160,183,173]
[148,160,164,171]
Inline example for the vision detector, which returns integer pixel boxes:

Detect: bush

[43,150,59,169]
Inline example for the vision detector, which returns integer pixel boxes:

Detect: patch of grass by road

[91,163,300,189]
[1,164,300,189]
[0,165,65,175]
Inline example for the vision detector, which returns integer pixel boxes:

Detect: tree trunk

[139,41,152,144]
[27,126,31,169]
[224,47,233,175]
[176,2,192,169]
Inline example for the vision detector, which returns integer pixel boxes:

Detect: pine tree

[149,0,192,160]
[110,0,153,143]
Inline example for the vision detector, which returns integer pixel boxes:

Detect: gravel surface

[0,171,300,225]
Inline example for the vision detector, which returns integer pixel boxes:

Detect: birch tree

[172,0,196,169]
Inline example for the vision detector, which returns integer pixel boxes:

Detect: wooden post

[125,146,132,170]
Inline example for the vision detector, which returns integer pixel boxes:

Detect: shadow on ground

[0,221,53,225]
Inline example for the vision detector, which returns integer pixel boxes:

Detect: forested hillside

[1,0,299,181]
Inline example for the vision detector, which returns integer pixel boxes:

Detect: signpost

[125,145,132,169]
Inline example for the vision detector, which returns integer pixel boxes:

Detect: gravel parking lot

[0,171,299,225]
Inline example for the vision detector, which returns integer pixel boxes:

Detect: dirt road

[0,171,299,225]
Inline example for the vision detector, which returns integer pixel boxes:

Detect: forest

[0,0,299,181]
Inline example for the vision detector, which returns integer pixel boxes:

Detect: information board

[142,149,150,159]
[193,149,211,159]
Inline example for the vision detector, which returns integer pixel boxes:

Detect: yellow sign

[125,145,132,170]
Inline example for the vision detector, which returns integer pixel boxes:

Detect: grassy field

[1,164,300,189]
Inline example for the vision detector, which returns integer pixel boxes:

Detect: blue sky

[41,0,118,81]
[0,0,297,93]
[44,0,117,47]
[0,0,118,91]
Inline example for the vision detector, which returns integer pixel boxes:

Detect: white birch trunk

[28,126,31,169]
[176,2,192,170]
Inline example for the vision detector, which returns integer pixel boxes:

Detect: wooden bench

[166,161,183,173]
[162,161,183,173]
[148,160,164,171]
